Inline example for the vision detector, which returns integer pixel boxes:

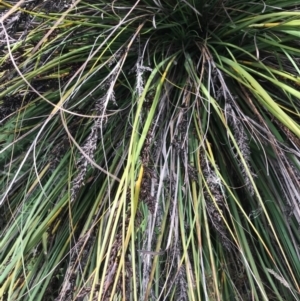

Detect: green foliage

[0,0,300,300]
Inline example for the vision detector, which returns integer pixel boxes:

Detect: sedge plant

[0,0,300,300]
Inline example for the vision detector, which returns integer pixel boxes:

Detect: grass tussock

[0,0,300,300]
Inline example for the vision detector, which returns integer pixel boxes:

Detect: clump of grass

[1,1,300,300]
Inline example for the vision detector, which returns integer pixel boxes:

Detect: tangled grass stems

[0,0,300,300]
